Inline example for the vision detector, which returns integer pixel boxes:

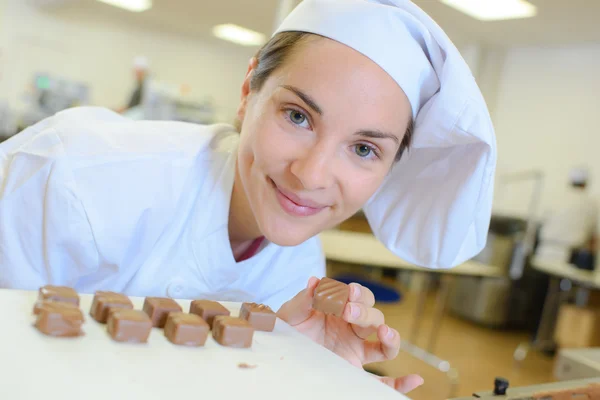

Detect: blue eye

[290,111,306,124]
[355,144,373,158]
[286,109,310,128]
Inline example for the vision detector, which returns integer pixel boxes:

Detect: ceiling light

[96,0,152,13]
[212,24,266,47]
[440,0,537,21]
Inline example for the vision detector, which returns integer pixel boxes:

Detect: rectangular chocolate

[107,309,152,343]
[189,300,230,328]
[142,297,183,328]
[90,291,134,323]
[164,312,209,346]
[312,277,349,317]
[239,303,276,332]
[212,316,253,348]
[37,285,80,306]
[34,301,84,337]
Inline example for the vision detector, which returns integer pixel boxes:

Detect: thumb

[277,276,320,326]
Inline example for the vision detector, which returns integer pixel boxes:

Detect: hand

[277,277,424,394]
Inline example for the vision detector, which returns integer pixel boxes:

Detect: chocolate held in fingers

[312,277,349,317]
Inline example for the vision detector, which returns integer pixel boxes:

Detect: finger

[348,283,375,307]
[351,324,377,340]
[344,302,385,328]
[276,277,320,326]
[392,375,425,394]
[362,325,401,364]
[371,373,424,394]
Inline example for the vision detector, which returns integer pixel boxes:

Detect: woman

[0,0,496,394]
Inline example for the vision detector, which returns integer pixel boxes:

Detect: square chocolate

[164,312,209,346]
[212,316,253,348]
[35,301,84,337]
[37,285,80,306]
[312,277,349,317]
[239,303,276,332]
[90,291,134,323]
[107,309,152,343]
[189,300,230,328]
[142,297,183,328]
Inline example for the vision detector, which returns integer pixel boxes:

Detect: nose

[290,140,335,191]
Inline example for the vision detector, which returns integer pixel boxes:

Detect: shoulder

[2,107,240,165]
[45,106,237,157]
[1,106,240,192]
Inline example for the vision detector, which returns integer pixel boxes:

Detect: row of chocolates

[32,285,276,348]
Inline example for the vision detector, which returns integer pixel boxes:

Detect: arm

[0,120,98,289]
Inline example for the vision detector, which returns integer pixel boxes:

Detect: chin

[261,223,317,247]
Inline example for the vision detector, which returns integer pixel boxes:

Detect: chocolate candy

[312,277,349,317]
[90,291,134,323]
[107,309,152,343]
[239,302,276,332]
[35,301,84,337]
[189,300,230,328]
[142,297,182,328]
[164,312,209,346]
[212,316,254,348]
[37,285,80,305]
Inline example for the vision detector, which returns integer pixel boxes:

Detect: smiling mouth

[268,178,329,217]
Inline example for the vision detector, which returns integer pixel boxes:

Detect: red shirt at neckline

[235,237,265,262]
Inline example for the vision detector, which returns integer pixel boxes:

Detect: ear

[237,57,259,122]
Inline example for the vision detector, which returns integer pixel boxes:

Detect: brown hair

[246,31,413,162]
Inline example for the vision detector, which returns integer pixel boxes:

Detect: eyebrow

[355,130,400,145]
[281,85,323,115]
[281,85,400,145]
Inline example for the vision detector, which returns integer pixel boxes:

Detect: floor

[365,287,556,399]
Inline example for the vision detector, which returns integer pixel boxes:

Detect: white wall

[0,0,255,122]
[490,44,600,218]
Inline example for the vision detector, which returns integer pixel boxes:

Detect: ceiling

[42,0,600,48]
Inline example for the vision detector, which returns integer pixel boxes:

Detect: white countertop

[531,257,600,289]
[319,230,504,278]
[0,289,409,400]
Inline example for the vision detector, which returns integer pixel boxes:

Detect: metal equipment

[20,73,90,128]
[450,377,600,399]
[447,170,545,328]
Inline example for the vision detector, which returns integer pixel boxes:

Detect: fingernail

[353,284,360,299]
[386,326,394,340]
[350,304,360,319]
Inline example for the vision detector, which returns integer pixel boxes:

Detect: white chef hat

[133,56,149,70]
[569,167,589,185]
[275,0,497,269]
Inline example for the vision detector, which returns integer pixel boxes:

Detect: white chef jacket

[0,107,325,311]
[539,189,599,249]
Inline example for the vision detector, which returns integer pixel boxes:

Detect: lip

[270,179,329,217]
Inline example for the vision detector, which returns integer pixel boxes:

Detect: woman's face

[237,37,412,246]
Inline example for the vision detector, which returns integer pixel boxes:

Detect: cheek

[251,115,298,170]
[339,169,387,209]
